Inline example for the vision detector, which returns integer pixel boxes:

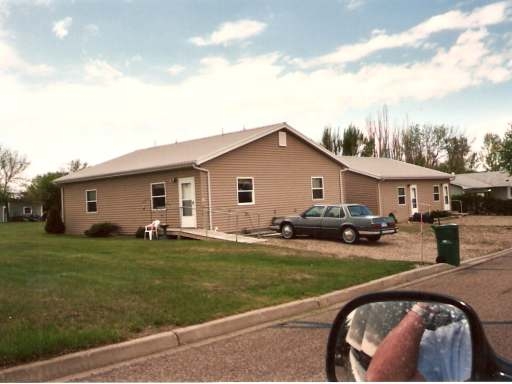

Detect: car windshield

[348,205,373,217]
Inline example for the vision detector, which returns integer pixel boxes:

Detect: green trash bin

[431,224,460,266]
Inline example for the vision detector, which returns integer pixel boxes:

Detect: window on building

[444,184,450,205]
[311,177,324,200]
[86,190,97,213]
[397,187,406,205]
[151,183,166,210]
[23,207,32,215]
[237,177,254,204]
[433,185,440,201]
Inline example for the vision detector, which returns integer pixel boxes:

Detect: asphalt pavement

[69,252,512,382]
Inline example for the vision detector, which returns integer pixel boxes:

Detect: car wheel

[281,223,295,239]
[341,227,359,244]
[367,235,381,243]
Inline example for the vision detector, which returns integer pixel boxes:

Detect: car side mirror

[326,291,511,381]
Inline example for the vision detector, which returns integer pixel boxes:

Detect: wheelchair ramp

[167,228,266,244]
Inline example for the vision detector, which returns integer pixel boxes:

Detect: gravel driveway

[264,215,512,264]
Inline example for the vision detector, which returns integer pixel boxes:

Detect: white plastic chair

[144,220,160,240]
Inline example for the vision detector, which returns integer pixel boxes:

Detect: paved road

[72,253,512,382]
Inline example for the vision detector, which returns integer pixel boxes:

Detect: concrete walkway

[168,228,266,244]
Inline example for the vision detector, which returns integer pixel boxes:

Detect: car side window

[303,206,325,218]
[324,206,341,218]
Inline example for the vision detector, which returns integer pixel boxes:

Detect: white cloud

[0,1,53,75]
[84,59,123,82]
[2,22,511,179]
[190,19,267,46]
[0,37,53,75]
[301,1,512,67]
[344,0,365,11]
[52,16,72,39]
[167,64,185,76]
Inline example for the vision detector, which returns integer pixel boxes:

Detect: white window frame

[397,186,406,206]
[237,177,255,205]
[508,186,512,199]
[151,182,167,211]
[443,183,450,208]
[85,189,97,213]
[23,206,32,215]
[433,184,440,202]
[311,176,324,200]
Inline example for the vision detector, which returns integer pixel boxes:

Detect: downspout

[192,164,213,230]
[60,187,64,222]
[378,177,388,216]
[377,181,383,216]
[339,169,350,204]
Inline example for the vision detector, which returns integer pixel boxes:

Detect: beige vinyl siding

[341,171,380,215]
[380,179,450,222]
[62,168,203,235]
[203,130,343,232]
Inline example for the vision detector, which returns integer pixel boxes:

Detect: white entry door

[410,184,419,214]
[178,177,197,228]
[442,183,451,211]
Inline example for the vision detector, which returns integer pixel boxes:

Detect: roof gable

[55,122,344,184]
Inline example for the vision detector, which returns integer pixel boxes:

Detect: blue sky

[1,0,511,178]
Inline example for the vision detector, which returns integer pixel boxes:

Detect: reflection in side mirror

[329,300,472,381]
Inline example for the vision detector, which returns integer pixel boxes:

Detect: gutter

[192,164,213,230]
[54,162,196,185]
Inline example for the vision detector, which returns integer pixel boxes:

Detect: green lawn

[0,223,415,367]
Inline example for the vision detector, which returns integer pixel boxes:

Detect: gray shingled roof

[451,171,512,190]
[338,156,452,180]
[55,122,343,184]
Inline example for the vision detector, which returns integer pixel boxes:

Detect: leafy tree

[321,126,342,155]
[342,125,364,156]
[500,125,512,175]
[360,135,376,157]
[0,146,30,220]
[480,133,503,171]
[439,135,477,174]
[27,171,66,213]
[27,159,87,215]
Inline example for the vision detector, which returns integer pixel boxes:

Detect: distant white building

[451,171,512,200]
[0,200,44,222]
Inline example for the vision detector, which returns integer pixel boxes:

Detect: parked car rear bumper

[359,228,398,236]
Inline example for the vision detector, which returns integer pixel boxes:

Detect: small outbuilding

[0,199,43,222]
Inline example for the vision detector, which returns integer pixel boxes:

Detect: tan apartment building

[55,123,454,234]
[55,123,346,235]
[339,156,453,222]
